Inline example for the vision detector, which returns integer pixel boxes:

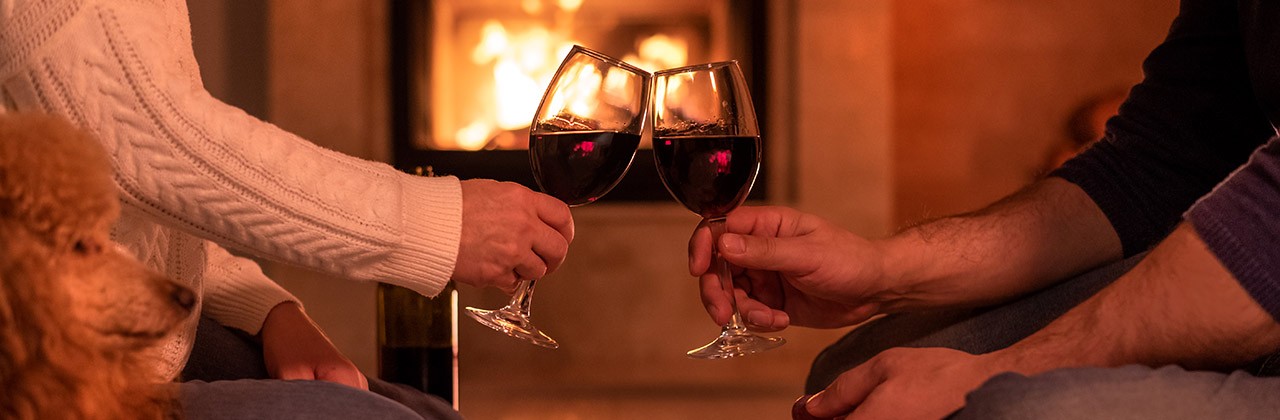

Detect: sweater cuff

[202,248,300,335]
[369,174,462,298]
[1185,141,1280,322]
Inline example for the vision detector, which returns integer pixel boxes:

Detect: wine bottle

[377,166,457,405]
[377,281,457,405]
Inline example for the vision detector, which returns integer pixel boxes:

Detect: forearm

[876,177,1122,311]
[993,223,1280,374]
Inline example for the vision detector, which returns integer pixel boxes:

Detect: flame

[458,21,573,150]
[623,34,689,73]
[448,1,690,150]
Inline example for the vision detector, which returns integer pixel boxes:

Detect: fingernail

[721,233,745,254]
[747,311,770,327]
[792,395,819,420]
[805,392,824,412]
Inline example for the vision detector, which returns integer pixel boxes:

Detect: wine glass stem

[507,278,537,315]
[709,217,749,334]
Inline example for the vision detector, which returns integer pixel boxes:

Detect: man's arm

[996,223,1280,372]
[802,222,1280,419]
[874,177,1121,311]
[695,177,1121,329]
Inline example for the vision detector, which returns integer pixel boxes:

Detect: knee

[180,379,424,420]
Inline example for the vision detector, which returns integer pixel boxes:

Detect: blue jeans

[178,316,462,420]
[806,255,1280,419]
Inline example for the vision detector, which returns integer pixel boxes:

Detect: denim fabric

[953,365,1280,420]
[179,316,462,420]
[180,379,424,420]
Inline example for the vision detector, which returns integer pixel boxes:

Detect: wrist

[868,234,929,312]
[987,323,1126,377]
[260,301,306,338]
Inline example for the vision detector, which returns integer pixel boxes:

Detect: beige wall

[892,0,1178,225]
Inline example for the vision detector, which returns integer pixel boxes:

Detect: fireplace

[390,0,769,201]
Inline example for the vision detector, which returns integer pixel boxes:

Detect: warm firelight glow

[447,0,691,150]
[623,34,689,73]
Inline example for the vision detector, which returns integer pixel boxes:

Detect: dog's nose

[169,283,196,310]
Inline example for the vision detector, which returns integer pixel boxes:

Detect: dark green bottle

[377,281,456,404]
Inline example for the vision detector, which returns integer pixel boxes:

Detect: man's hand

[260,302,368,390]
[455,179,574,292]
[801,348,1004,420]
[688,206,891,330]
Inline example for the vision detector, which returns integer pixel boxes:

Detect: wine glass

[652,60,785,359]
[464,45,651,349]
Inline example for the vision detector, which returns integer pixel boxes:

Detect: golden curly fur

[0,114,195,419]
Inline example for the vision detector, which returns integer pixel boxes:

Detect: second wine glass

[464,45,651,348]
[652,60,785,359]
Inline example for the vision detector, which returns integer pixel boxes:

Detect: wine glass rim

[653,60,740,76]
[568,45,652,77]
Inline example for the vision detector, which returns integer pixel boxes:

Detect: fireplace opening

[391,0,769,202]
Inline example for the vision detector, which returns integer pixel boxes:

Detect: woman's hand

[260,302,368,390]
[455,179,574,293]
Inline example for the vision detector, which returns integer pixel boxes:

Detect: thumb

[718,233,809,271]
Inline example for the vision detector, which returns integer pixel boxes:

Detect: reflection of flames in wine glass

[710,150,731,174]
[453,0,690,151]
[572,140,595,157]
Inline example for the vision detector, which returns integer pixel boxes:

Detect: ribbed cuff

[1187,180,1280,322]
[368,174,461,298]
[202,250,300,335]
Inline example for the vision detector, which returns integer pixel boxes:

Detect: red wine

[379,346,454,402]
[377,283,455,403]
[653,135,761,218]
[530,131,641,205]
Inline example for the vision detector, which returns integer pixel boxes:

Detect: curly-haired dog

[0,114,195,419]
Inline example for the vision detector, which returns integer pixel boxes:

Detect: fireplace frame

[389,0,770,202]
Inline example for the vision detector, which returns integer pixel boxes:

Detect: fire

[446,0,690,151]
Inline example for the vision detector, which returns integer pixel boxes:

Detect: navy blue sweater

[1054,0,1280,319]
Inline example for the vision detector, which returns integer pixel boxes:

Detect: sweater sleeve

[1051,0,1275,256]
[201,240,299,335]
[120,97,463,298]
[1187,138,1280,321]
[0,2,462,298]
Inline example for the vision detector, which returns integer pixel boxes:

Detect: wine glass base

[686,329,785,360]
[464,306,559,349]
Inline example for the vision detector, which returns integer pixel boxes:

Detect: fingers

[513,254,548,282]
[736,289,790,331]
[275,367,316,382]
[531,223,570,275]
[806,362,887,419]
[534,193,575,243]
[718,232,812,272]
[455,180,575,290]
[699,272,734,325]
[315,365,369,390]
[700,272,790,331]
[724,206,806,237]
[688,223,713,276]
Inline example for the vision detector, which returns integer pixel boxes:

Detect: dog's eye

[72,240,102,255]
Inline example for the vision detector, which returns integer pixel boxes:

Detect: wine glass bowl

[652,61,785,359]
[465,46,651,348]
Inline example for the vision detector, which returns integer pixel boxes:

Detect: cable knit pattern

[0,0,463,379]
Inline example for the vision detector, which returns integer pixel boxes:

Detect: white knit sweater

[0,0,463,380]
